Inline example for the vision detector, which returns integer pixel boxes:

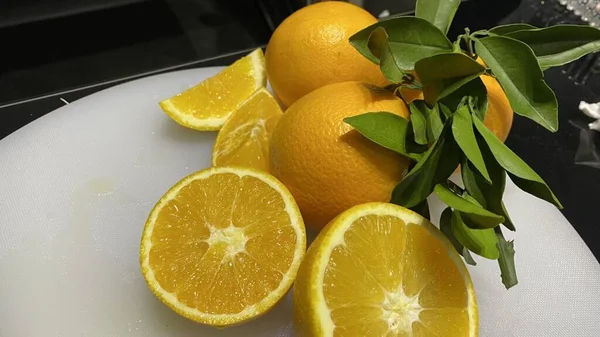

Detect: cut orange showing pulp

[159,48,266,131]
[293,202,477,337]
[212,88,283,172]
[140,166,306,326]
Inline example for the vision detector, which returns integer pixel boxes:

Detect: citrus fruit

[478,75,513,142]
[269,81,411,231]
[294,202,478,337]
[159,48,266,131]
[139,166,306,326]
[265,2,388,107]
[212,88,283,172]
[401,72,513,142]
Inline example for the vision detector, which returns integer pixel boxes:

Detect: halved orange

[140,166,306,326]
[212,88,283,172]
[159,48,267,131]
[293,202,478,336]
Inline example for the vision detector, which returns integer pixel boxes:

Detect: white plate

[1,67,599,337]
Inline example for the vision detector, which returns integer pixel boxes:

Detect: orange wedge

[293,202,478,336]
[140,166,306,326]
[159,48,267,130]
[212,88,283,172]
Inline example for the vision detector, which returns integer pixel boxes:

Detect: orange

[265,2,388,107]
[159,48,266,131]
[293,203,478,336]
[401,67,513,143]
[140,166,306,326]
[211,88,283,172]
[478,75,513,142]
[269,81,411,231]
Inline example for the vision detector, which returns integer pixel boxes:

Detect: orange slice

[212,88,283,172]
[140,166,306,326]
[159,48,266,130]
[293,202,478,336]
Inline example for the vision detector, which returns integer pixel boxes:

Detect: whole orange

[269,81,411,231]
[265,2,388,107]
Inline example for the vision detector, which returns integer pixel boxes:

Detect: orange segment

[402,224,469,309]
[293,203,477,337]
[159,48,266,130]
[212,88,283,172]
[140,166,306,326]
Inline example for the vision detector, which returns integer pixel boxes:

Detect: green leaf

[474,36,558,132]
[366,26,387,60]
[495,228,518,289]
[434,183,504,229]
[350,17,453,70]
[427,105,445,143]
[488,23,537,36]
[344,112,425,161]
[462,247,478,266]
[439,103,453,119]
[462,152,516,231]
[440,77,489,120]
[473,116,563,208]
[440,208,476,265]
[392,125,460,208]
[461,191,484,207]
[411,100,444,144]
[501,201,515,231]
[452,106,491,182]
[505,25,600,69]
[415,53,486,105]
[415,0,461,34]
[408,103,428,145]
[410,199,431,219]
[451,211,500,259]
[369,27,406,83]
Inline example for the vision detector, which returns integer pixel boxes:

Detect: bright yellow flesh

[294,203,477,337]
[159,48,267,130]
[140,167,306,326]
[212,88,283,172]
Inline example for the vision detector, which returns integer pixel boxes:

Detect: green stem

[495,227,519,289]
[453,34,465,53]
[469,29,490,38]
[461,28,477,59]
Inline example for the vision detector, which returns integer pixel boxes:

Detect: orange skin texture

[269,81,411,231]
[265,2,388,108]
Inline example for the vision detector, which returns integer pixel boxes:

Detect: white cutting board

[0,67,599,337]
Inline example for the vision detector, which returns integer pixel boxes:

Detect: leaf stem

[453,34,465,53]
[469,29,490,38]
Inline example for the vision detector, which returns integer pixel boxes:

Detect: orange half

[140,166,306,326]
[293,203,478,336]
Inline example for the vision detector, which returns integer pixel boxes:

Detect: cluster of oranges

[142,2,502,335]
[266,2,512,231]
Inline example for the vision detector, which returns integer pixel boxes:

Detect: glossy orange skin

[269,81,411,231]
[265,2,388,107]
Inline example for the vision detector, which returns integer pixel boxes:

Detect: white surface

[0,67,599,337]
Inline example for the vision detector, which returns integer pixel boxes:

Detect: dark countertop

[1,0,600,259]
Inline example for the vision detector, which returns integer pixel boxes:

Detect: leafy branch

[346,0,600,289]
